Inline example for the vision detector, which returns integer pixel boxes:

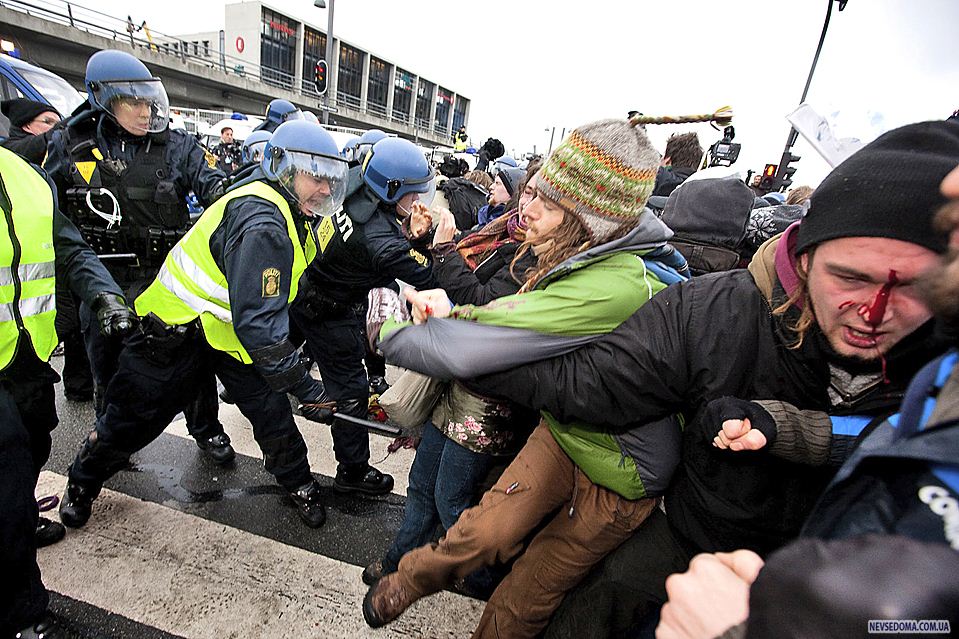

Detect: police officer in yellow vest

[0,146,134,639]
[59,120,350,530]
[44,49,234,465]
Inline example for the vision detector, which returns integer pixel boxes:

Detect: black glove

[92,292,136,338]
[702,396,777,448]
[291,375,335,424]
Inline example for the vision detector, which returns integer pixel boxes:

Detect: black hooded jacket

[469,262,946,555]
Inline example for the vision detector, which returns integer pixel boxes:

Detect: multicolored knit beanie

[537,118,661,243]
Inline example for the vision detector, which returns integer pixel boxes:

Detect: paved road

[37,355,482,638]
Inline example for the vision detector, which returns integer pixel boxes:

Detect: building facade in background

[178,1,469,139]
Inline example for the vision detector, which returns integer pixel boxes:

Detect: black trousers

[79,300,223,441]
[289,299,370,470]
[543,508,691,639]
[0,353,60,634]
[68,327,313,491]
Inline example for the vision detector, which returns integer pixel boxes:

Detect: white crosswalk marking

[36,472,483,638]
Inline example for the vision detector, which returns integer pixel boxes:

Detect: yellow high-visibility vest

[135,180,316,363]
[0,147,58,370]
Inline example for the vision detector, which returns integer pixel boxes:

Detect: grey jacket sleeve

[379,318,602,381]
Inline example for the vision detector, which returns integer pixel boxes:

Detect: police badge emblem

[262,267,281,297]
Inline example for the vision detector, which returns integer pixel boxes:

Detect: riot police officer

[44,49,234,464]
[349,128,388,167]
[59,120,350,530]
[241,130,272,166]
[291,136,438,496]
[0,146,134,638]
[251,98,303,134]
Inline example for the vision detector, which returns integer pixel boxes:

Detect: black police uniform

[291,168,436,482]
[44,111,228,442]
[66,170,325,503]
[1,163,124,636]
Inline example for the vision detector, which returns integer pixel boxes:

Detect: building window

[393,68,413,122]
[302,27,327,95]
[453,95,469,131]
[415,79,434,129]
[367,57,389,117]
[337,43,364,109]
[435,86,454,134]
[260,8,297,89]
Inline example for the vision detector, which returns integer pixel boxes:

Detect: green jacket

[381,214,688,498]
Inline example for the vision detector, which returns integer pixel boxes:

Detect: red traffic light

[763,163,777,177]
[314,60,328,95]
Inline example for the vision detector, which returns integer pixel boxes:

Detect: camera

[708,126,741,167]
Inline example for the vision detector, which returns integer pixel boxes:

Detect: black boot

[14,614,62,639]
[369,375,390,396]
[195,433,236,465]
[59,482,100,529]
[334,464,394,496]
[36,517,66,548]
[287,479,326,528]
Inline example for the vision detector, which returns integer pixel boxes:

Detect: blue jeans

[384,421,495,571]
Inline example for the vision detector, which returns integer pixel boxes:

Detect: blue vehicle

[0,53,85,138]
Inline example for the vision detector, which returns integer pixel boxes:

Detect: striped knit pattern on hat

[537,118,660,243]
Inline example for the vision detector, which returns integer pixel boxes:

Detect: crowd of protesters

[2,45,959,639]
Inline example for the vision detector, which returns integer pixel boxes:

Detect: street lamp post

[314,0,335,125]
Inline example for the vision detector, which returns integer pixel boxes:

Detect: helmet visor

[97,79,170,134]
[387,172,436,208]
[245,140,269,163]
[275,151,349,218]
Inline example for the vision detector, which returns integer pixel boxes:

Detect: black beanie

[795,120,959,256]
[0,98,60,129]
[497,166,525,196]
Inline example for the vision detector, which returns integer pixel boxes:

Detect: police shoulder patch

[262,267,281,297]
[204,149,217,169]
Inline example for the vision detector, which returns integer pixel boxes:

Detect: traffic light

[314,59,328,95]
[759,163,778,190]
[778,151,801,190]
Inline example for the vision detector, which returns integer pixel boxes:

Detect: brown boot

[362,572,422,628]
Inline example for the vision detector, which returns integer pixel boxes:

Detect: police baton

[332,412,402,439]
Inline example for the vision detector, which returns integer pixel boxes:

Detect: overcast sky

[77,0,959,186]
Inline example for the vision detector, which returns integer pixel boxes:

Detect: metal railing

[1,0,453,141]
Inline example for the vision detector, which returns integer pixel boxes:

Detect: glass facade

[302,27,327,96]
[415,79,434,129]
[392,68,414,123]
[452,95,469,131]
[367,56,389,117]
[337,42,364,109]
[260,8,297,89]
[435,86,454,134]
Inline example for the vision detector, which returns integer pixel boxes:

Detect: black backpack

[439,177,489,230]
[661,177,755,275]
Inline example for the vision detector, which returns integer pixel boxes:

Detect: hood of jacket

[536,209,677,288]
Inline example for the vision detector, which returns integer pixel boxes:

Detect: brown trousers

[397,422,657,639]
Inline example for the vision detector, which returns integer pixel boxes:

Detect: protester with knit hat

[396,119,959,639]
[362,117,689,636]
[475,165,527,226]
[0,98,61,164]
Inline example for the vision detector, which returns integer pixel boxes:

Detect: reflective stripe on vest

[0,147,58,370]
[135,180,316,363]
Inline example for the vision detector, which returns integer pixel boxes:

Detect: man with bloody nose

[456,120,959,639]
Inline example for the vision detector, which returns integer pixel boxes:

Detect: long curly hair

[772,249,816,348]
